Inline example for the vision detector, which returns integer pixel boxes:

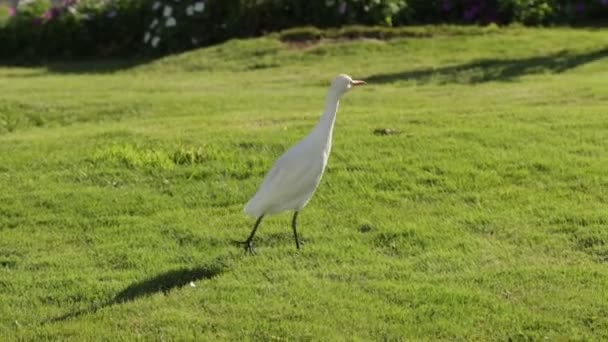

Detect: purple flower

[463,5,480,21]
[7,6,16,17]
[42,7,61,21]
[338,1,347,15]
[42,10,53,20]
[602,0,608,6]
[442,0,453,12]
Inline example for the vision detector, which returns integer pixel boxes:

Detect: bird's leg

[241,215,264,254]
[292,211,301,250]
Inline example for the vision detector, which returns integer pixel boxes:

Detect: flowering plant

[408,0,608,25]
[0,0,150,60]
[0,4,14,26]
[0,0,607,62]
[143,0,208,52]
[320,0,407,26]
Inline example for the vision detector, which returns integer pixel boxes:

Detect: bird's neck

[311,93,340,150]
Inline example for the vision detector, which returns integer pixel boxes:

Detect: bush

[0,0,152,61]
[278,26,324,42]
[142,0,221,54]
[0,0,606,62]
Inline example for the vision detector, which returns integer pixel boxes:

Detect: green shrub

[498,0,557,25]
[0,4,12,26]
[142,0,216,54]
[279,27,323,42]
[0,0,606,62]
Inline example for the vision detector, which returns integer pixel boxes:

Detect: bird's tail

[243,198,259,218]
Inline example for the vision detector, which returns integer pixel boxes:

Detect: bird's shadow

[48,259,225,323]
[112,266,222,304]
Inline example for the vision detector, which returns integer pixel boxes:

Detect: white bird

[239,74,365,253]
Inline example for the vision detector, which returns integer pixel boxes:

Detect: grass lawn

[1,26,608,340]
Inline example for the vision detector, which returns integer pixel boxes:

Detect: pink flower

[42,10,53,20]
[41,7,61,21]
[7,7,16,17]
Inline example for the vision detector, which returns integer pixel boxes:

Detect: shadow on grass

[112,265,223,304]
[46,59,152,74]
[365,47,608,84]
[0,58,152,76]
[48,259,225,323]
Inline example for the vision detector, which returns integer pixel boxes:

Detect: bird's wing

[244,160,289,216]
[255,155,293,197]
[258,141,306,190]
[251,148,321,203]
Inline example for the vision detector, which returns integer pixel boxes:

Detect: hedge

[0,0,606,62]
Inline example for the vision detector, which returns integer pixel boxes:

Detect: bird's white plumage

[244,129,329,217]
[244,74,361,218]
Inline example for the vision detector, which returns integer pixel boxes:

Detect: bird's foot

[233,239,256,255]
[244,241,256,254]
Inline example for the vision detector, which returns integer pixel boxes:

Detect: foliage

[0,0,607,60]
[0,0,150,61]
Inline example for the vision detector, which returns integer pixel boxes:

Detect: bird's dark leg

[292,211,301,250]
[241,215,264,254]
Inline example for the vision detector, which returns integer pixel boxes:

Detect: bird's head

[329,74,365,97]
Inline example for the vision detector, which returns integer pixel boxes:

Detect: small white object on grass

[239,74,365,253]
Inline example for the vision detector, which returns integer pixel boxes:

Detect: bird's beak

[351,80,366,87]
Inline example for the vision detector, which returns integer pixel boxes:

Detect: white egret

[239,74,365,253]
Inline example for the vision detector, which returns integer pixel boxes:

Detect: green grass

[1,26,608,340]
[277,24,502,42]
